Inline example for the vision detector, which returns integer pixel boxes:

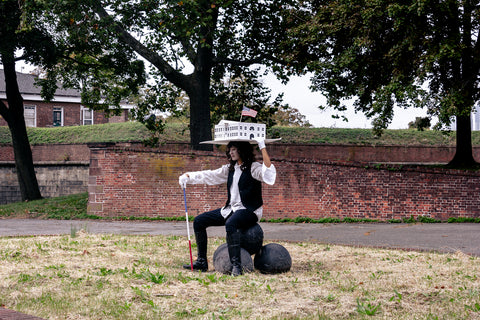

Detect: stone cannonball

[254,243,292,274]
[213,243,254,274]
[240,223,264,255]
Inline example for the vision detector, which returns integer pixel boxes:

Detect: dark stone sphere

[254,243,292,274]
[240,223,264,255]
[212,243,254,274]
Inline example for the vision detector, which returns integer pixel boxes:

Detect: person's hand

[179,173,189,189]
[255,138,266,150]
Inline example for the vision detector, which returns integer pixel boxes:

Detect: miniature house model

[214,120,266,141]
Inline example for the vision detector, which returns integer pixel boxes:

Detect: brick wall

[106,110,130,123]
[267,144,464,163]
[37,103,79,127]
[0,144,14,161]
[87,143,480,221]
[0,143,90,162]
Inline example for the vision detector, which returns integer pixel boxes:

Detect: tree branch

[92,3,190,90]
[213,53,289,67]
[213,56,264,66]
[174,36,196,63]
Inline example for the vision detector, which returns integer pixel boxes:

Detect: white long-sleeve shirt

[185,162,276,220]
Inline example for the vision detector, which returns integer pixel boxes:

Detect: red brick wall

[0,144,15,161]
[87,143,480,221]
[0,143,90,162]
[268,144,462,163]
[107,110,130,123]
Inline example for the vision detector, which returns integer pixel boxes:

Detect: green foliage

[402,216,417,224]
[387,219,403,224]
[284,0,480,166]
[24,0,297,149]
[130,268,166,285]
[408,117,431,131]
[263,215,469,224]
[399,215,442,224]
[465,302,480,312]
[416,216,441,223]
[262,216,379,224]
[357,298,381,316]
[272,105,312,127]
[448,217,480,223]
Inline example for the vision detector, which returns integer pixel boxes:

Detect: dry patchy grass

[0,231,479,319]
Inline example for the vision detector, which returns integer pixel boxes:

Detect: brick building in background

[0,71,133,127]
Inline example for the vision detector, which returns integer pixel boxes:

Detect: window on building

[24,105,36,127]
[53,107,63,126]
[82,107,93,125]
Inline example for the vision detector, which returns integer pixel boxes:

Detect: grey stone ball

[254,243,292,274]
[240,223,264,255]
[212,243,254,274]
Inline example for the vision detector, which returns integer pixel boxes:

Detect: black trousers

[193,208,258,234]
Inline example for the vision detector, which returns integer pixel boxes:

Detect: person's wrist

[257,139,266,150]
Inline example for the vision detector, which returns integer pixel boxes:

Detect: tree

[209,72,286,129]
[283,0,480,167]
[32,0,296,150]
[408,117,431,131]
[0,0,52,201]
[272,105,312,127]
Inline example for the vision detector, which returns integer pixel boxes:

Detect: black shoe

[183,258,208,272]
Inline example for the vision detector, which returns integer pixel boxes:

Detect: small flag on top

[241,106,257,118]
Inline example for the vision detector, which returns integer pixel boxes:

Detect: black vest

[225,164,263,212]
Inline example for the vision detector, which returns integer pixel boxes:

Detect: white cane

[183,187,194,271]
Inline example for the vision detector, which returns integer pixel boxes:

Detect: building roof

[0,71,81,102]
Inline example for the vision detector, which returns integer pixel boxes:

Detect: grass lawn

[0,231,478,319]
[0,193,91,220]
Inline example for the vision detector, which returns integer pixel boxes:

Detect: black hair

[226,141,255,171]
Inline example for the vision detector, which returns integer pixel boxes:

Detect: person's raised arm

[256,139,271,167]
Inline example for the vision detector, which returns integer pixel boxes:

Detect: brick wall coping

[1,140,470,148]
[0,161,89,166]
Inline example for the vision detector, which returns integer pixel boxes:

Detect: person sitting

[178,139,276,276]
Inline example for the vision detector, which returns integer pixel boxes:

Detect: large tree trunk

[188,72,213,151]
[2,63,42,201]
[448,113,477,167]
[187,6,216,152]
